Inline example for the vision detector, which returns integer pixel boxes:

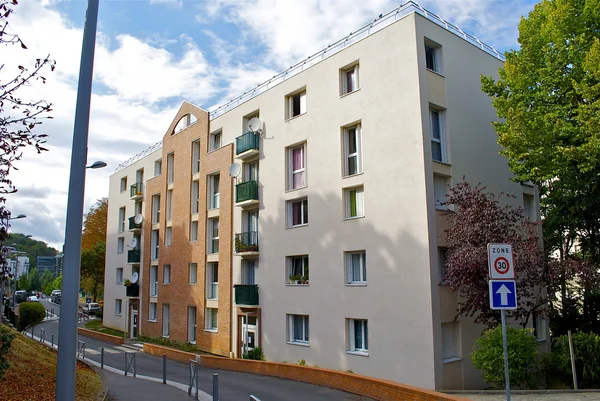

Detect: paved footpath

[466,392,600,401]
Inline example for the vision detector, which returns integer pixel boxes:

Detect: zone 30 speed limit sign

[487,243,515,279]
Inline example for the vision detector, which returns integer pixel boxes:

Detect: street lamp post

[55,0,100,400]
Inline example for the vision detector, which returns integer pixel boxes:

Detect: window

[188,306,197,343]
[534,313,546,341]
[167,153,174,184]
[287,314,309,344]
[189,263,197,284]
[286,89,306,119]
[151,230,159,260]
[192,140,200,174]
[120,177,127,193]
[190,221,198,242]
[165,227,172,246]
[208,218,219,254]
[134,201,142,215]
[344,186,364,219]
[154,159,162,177]
[166,190,173,221]
[115,299,122,315]
[118,207,126,233]
[523,193,535,221]
[150,266,158,296]
[149,302,157,321]
[341,63,359,95]
[287,143,306,190]
[442,322,461,362]
[152,195,160,224]
[346,251,366,284]
[438,248,448,285]
[348,319,368,354]
[430,109,446,163]
[208,174,220,209]
[425,44,441,73]
[287,255,309,284]
[205,308,218,331]
[241,259,256,285]
[162,304,170,337]
[209,130,222,151]
[342,124,362,176]
[287,198,308,227]
[244,161,259,182]
[163,264,171,284]
[117,237,124,254]
[116,267,123,284]
[136,168,143,185]
[433,175,449,210]
[243,112,260,133]
[174,114,197,133]
[206,263,218,299]
[191,181,199,214]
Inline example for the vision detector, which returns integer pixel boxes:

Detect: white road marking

[114,346,137,353]
[104,348,119,354]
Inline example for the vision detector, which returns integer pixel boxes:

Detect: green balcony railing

[235,132,260,155]
[130,182,143,198]
[235,180,259,203]
[127,249,140,263]
[128,216,142,230]
[235,231,259,253]
[234,284,259,305]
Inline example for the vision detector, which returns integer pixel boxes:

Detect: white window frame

[430,109,446,163]
[191,180,199,215]
[165,226,172,246]
[166,190,173,221]
[341,63,359,95]
[206,262,218,300]
[287,143,307,190]
[118,207,126,233]
[152,195,160,225]
[116,267,123,284]
[286,89,307,119]
[348,318,369,355]
[190,220,198,242]
[154,159,162,177]
[287,314,309,344]
[442,322,462,362]
[205,308,218,331]
[188,306,197,343]
[189,263,197,285]
[115,299,122,316]
[117,237,124,254]
[241,259,256,285]
[286,198,308,228]
[209,130,222,151]
[208,174,220,210]
[150,265,158,297]
[425,44,441,73]
[120,177,127,193]
[167,153,175,184]
[163,264,171,284]
[343,124,363,176]
[433,175,449,210]
[151,230,159,260]
[192,140,201,174]
[287,255,309,285]
[208,218,219,254]
[148,302,157,321]
[345,251,366,285]
[344,186,365,219]
[162,304,170,337]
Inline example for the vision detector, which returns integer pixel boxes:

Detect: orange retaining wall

[143,343,470,401]
[78,328,124,345]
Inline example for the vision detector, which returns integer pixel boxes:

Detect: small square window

[163,264,171,284]
[117,237,125,254]
[154,159,162,177]
[287,255,309,285]
[345,251,366,284]
[120,177,127,193]
[347,319,368,354]
[287,198,308,227]
[287,314,309,344]
[209,130,222,151]
[149,302,157,321]
[189,263,197,284]
[116,267,123,284]
[425,43,441,73]
[286,89,306,119]
[341,63,359,95]
[344,186,364,219]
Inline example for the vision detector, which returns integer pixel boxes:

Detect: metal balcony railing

[235,181,259,203]
[130,182,143,198]
[235,132,259,155]
[127,249,140,263]
[128,216,142,230]
[234,284,259,305]
[126,283,139,297]
[235,231,259,253]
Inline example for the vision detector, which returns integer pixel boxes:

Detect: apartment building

[104,2,545,390]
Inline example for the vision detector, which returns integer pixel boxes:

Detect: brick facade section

[141,102,233,356]
[143,343,469,401]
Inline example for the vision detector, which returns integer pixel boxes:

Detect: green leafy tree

[40,269,54,294]
[80,242,105,302]
[17,302,46,331]
[471,326,539,389]
[16,273,30,292]
[553,332,600,388]
[27,268,40,292]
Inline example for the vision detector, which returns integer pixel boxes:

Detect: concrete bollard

[213,373,219,401]
[101,347,104,369]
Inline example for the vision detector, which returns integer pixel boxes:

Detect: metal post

[133,353,136,378]
[162,354,166,384]
[568,330,578,389]
[501,310,511,401]
[31,326,34,338]
[124,353,127,376]
[55,0,99,400]
[100,347,104,369]
[51,334,54,348]
[212,373,218,401]
[245,312,249,356]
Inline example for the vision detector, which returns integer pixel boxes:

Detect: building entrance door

[130,309,138,338]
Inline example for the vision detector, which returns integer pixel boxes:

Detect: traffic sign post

[489,281,517,310]
[488,244,514,279]
[86,297,92,304]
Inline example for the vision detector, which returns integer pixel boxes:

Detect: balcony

[125,283,139,298]
[127,249,140,264]
[235,132,260,160]
[128,216,142,231]
[234,284,259,306]
[235,180,259,208]
[130,182,143,200]
[235,231,259,257]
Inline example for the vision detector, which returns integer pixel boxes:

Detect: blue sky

[5,0,538,248]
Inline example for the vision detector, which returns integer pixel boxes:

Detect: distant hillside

[10,233,60,270]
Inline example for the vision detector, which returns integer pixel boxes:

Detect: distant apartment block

[36,255,61,277]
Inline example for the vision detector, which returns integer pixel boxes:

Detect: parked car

[15,290,28,304]
[28,295,39,302]
[51,290,61,303]
[82,303,101,316]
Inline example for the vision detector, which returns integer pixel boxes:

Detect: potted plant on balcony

[123,278,132,287]
[235,237,248,253]
[289,274,301,285]
[300,275,309,285]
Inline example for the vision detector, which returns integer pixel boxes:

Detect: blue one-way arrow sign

[489,280,517,310]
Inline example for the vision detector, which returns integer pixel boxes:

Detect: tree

[0,0,55,303]
[442,180,546,327]
[39,269,54,295]
[80,242,105,302]
[81,198,108,251]
[16,273,30,292]
[27,268,40,292]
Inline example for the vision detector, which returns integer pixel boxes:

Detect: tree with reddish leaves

[0,0,55,304]
[442,180,546,328]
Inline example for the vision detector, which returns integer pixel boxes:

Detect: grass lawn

[0,325,101,401]
[84,319,125,337]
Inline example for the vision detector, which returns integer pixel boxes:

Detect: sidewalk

[104,370,193,401]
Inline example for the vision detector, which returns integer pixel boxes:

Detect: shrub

[553,332,600,389]
[17,302,46,331]
[471,325,538,389]
[242,347,265,361]
[296,359,306,366]
[0,325,16,379]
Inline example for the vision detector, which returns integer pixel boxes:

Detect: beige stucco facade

[104,9,546,391]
